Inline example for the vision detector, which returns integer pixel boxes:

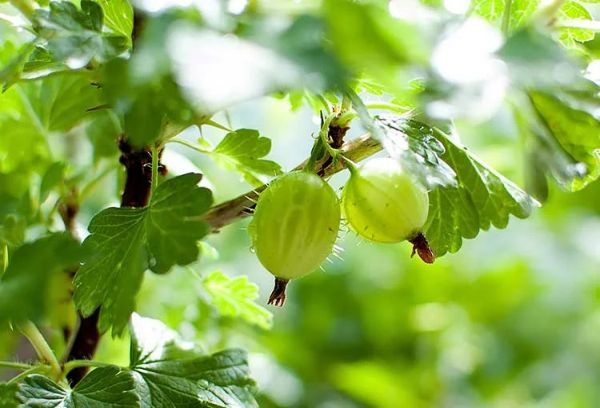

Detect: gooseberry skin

[342,157,429,243]
[249,171,341,282]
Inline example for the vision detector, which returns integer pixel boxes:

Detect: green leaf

[33,0,129,69]
[0,382,18,408]
[39,162,66,203]
[74,174,213,334]
[203,271,273,330]
[18,366,139,407]
[472,0,505,22]
[323,0,425,89]
[212,129,282,182]
[423,125,539,256]
[508,0,541,32]
[0,215,26,247]
[559,1,595,46]
[85,111,121,161]
[529,90,600,190]
[93,0,133,41]
[375,116,457,189]
[129,314,258,408]
[101,58,193,148]
[0,72,100,175]
[0,233,80,324]
[500,27,584,89]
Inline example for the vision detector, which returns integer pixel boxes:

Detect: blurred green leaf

[323,0,426,89]
[424,125,538,256]
[18,366,139,407]
[0,215,25,247]
[85,111,121,161]
[559,1,594,46]
[0,233,80,324]
[101,58,193,148]
[0,382,18,408]
[472,0,505,22]
[529,90,600,190]
[212,129,282,182]
[0,72,100,178]
[32,0,129,69]
[39,161,65,203]
[93,0,133,41]
[74,174,213,334]
[203,270,273,330]
[509,0,541,31]
[500,27,584,88]
[129,314,258,408]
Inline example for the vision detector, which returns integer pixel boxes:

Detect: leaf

[0,382,18,408]
[508,0,541,32]
[0,72,100,175]
[0,215,26,247]
[129,314,258,408]
[558,1,595,46]
[85,111,121,161]
[0,233,80,324]
[374,115,457,189]
[472,0,505,22]
[33,0,129,69]
[529,90,600,190]
[423,125,539,256]
[212,129,282,182]
[93,0,133,41]
[499,27,585,89]
[74,173,213,334]
[101,58,193,148]
[39,162,66,203]
[323,0,425,90]
[203,271,273,330]
[17,366,139,407]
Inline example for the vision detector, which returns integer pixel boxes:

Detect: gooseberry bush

[0,0,599,406]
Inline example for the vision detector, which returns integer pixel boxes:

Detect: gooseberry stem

[408,233,435,264]
[268,278,289,307]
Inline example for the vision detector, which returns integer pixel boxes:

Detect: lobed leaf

[212,129,282,183]
[423,125,539,256]
[203,271,273,330]
[74,174,213,335]
[374,115,457,189]
[529,90,600,190]
[18,366,139,407]
[32,0,129,70]
[129,314,258,408]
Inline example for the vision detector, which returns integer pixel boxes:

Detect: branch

[203,133,381,230]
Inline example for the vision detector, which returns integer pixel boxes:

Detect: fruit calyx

[409,233,435,264]
[268,278,289,307]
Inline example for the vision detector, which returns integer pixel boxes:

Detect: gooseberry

[341,157,434,263]
[249,171,341,306]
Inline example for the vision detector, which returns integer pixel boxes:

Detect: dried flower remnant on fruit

[409,233,435,264]
[268,278,289,307]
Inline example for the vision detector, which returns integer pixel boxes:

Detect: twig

[203,133,381,230]
[17,321,61,380]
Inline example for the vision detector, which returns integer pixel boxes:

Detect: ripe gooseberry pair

[248,157,434,306]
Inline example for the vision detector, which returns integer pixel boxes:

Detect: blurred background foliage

[0,0,599,406]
